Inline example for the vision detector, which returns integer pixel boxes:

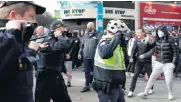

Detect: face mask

[87,28,92,32]
[62,31,67,36]
[158,30,164,38]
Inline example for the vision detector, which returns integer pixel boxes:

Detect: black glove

[21,22,37,43]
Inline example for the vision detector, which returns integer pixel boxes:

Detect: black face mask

[62,31,67,37]
[87,28,93,33]
[73,33,77,38]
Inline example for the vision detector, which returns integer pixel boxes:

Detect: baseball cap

[0,1,46,14]
[50,21,65,31]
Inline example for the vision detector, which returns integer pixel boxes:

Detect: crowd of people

[1,1,181,102]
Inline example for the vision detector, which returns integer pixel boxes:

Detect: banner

[140,3,181,19]
[60,1,98,19]
[140,2,181,27]
[54,10,60,19]
[97,1,103,34]
[103,7,135,19]
[61,8,97,19]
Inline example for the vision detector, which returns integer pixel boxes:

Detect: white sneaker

[131,73,134,77]
[168,93,174,100]
[137,92,147,99]
[128,91,133,97]
[148,89,153,95]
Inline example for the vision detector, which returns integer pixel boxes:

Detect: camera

[21,22,38,43]
[21,22,37,30]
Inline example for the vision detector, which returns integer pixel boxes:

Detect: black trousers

[97,86,125,102]
[129,61,153,92]
[126,56,136,73]
[35,70,72,102]
[121,70,126,90]
[84,58,94,86]
[72,56,82,68]
[0,71,34,102]
[175,54,181,74]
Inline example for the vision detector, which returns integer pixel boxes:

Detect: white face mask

[157,30,164,38]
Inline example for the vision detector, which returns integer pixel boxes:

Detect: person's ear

[8,10,18,20]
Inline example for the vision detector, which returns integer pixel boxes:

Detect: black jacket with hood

[64,31,77,61]
[143,25,178,64]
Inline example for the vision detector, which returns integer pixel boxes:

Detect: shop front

[103,7,135,31]
[140,2,181,31]
[60,1,98,31]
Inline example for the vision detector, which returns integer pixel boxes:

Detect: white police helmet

[106,19,130,34]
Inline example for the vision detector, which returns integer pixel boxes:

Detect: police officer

[0,1,46,102]
[35,20,72,102]
[93,19,126,102]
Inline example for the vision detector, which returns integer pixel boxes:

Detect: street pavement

[33,69,181,102]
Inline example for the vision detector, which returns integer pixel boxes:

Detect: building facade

[60,1,135,32]
[59,1,181,32]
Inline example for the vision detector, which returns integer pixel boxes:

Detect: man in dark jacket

[35,21,72,102]
[137,25,178,100]
[78,22,102,92]
[128,29,154,97]
[0,1,46,102]
[72,31,81,69]
[63,27,77,87]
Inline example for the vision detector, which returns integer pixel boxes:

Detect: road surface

[33,69,181,102]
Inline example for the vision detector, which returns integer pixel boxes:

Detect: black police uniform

[35,21,72,102]
[0,2,45,102]
[0,21,36,102]
[93,34,126,102]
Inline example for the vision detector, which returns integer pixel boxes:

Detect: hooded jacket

[143,25,178,64]
[64,31,77,61]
